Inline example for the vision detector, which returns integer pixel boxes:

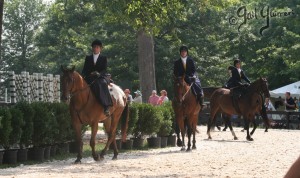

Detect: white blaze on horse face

[109,83,126,106]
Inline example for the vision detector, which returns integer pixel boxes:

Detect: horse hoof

[177,140,183,147]
[234,137,238,140]
[93,154,100,161]
[192,146,196,150]
[112,156,118,160]
[241,129,244,132]
[180,147,185,151]
[74,159,81,164]
[208,136,212,140]
[186,149,191,152]
[265,130,268,132]
[246,137,254,141]
[222,129,226,132]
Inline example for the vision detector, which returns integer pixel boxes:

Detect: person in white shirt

[133,90,142,103]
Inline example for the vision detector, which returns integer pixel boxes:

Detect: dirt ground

[1,126,299,178]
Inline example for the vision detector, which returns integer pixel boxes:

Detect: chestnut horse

[207,77,270,141]
[172,77,201,151]
[61,66,129,163]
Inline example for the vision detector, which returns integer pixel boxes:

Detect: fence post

[47,74,53,102]
[21,71,28,102]
[9,71,16,104]
[38,73,44,101]
[55,74,60,102]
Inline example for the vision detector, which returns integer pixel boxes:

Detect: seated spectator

[148,90,159,106]
[124,89,133,104]
[157,90,169,105]
[133,90,142,103]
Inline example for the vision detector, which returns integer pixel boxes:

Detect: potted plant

[52,102,73,155]
[3,107,24,164]
[29,102,53,161]
[0,107,12,164]
[135,104,163,148]
[126,103,143,149]
[157,105,173,148]
[15,101,34,162]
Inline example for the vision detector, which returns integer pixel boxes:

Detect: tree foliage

[1,0,300,98]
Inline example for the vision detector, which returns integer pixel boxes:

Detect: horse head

[173,76,189,102]
[260,77,270,97]
[60,65,76,102]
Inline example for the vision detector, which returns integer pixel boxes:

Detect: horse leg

[207,110,218,139]
[90,122,100,161]
[186,121,192,151]
[73,120,83,164]
[192,118,197,149]
[244,119,253,141]
[100,114,120,160]
[250,119,257,136]
[175,119,182,147]
[223,114,229,131]
[225,115,238,140]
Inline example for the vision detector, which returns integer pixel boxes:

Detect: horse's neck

[72,74,90,101]
[247,81,260,94]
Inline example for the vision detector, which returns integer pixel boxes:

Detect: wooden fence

[1,71,60,104]
[198,105,300,130]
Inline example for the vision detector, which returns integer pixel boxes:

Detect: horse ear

[71,65,75,72]
[61,65,66,72]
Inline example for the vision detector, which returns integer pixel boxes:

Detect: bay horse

[172,76,201,151]
[60,66,129,163]
[203,87,270,133]
[207,77,270,141]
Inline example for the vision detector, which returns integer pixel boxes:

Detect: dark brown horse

[207,77,270,141]
[172,77,201,151]
[61,66,129,163]
[203,87,270,133]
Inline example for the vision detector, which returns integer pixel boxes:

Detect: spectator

[148,90,159,106]
[124,89,133,104]
[284,92,296,111]
[157,90,169,105]
[133,90,142,103]
[295,98,300,111]
[264,98,273,120]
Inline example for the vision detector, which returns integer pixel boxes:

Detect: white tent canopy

[270,81,300,98]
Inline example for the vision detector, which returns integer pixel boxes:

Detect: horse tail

[260,94,270,128]
[120,102,129,142]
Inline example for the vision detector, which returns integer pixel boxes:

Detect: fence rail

[198,107,300,130]
[1,71,60,104]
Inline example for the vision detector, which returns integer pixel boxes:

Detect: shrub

[31,102,53,147]
[0,107,12,149]
[126,103,139,137]
[15,101,34,148]
[9,107,24,147]
[50,102,73,143]
[157,105,173,137]
[133,104,163,138]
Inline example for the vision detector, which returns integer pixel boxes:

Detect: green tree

[1,0,46,73]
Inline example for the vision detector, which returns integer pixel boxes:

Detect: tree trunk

[0,0,4,62]
[137,29,156,102]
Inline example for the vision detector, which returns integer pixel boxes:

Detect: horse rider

[173,45,204,106]
[224,59,251,98]
[82,39,112,116]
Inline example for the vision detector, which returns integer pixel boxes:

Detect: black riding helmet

[179,45,188,53]
[91,39,102,47]
[233,59,241,67]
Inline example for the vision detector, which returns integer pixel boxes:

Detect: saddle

[229,86,247,114]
